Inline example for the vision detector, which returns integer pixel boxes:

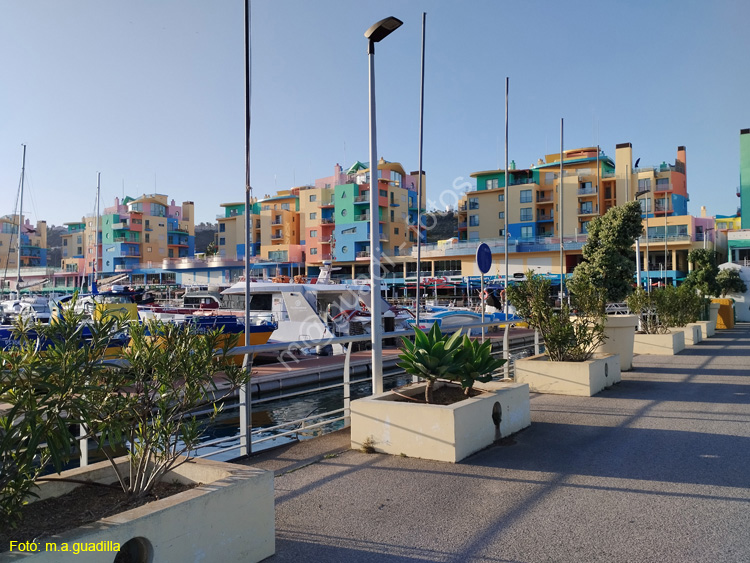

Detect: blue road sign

[476,243,492,274]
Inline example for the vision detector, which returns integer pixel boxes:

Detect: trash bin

[712,298,735,330]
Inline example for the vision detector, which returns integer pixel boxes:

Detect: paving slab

[239,324,750,563]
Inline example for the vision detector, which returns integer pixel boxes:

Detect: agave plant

[397,324,506,403]
[397,323,464,403]
[455,336,507,395]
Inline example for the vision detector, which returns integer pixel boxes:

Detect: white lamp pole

[365,16,402,395]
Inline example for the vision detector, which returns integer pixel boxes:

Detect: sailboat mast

[94,172,100,284]
[16,144,26,300]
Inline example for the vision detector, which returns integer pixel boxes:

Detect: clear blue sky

[2,0,749,227]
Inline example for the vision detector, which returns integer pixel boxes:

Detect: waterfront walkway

[242,324,750,563]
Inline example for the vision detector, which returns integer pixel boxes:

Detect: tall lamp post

[365,16,402,395]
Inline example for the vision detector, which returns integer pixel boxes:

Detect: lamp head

[365,16,403,43]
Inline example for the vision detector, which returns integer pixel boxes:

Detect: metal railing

[70,321,542,467]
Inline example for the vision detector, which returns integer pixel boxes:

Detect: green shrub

[506,270,607,362]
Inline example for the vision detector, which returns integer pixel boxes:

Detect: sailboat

[0,145,53,324]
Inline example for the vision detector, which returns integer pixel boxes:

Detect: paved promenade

[243,324,750,563]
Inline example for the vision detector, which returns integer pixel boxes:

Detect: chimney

[701,206,706,218]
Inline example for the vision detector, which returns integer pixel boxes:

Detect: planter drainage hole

[114,537,153,563]
[492,402,502,440]
[605,363,609,378]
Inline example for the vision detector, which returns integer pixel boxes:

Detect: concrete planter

[1,457,275,563]
[696,320,715,339]
[595,314,638,371]
[513,353,621,397]
[350,380,530,463]
[633,330,685,355]
[677,323,703,345]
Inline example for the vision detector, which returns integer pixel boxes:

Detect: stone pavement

[242,324,750,563]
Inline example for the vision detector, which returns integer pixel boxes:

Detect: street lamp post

[365,16,402,395]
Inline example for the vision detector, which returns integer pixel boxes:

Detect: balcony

[577,186,597,196]
[578,206,598,216]
[271,234,284,240]
[654,182,673,193]
[356,251,370,259]
[271,220,283,225]
[537,213,554,222]
[536,193,554,203]
[112,222,128,230]
[354,194,369,203]
[114,237,140,243]
[321,218,335,225]
[458,204,467,211]
[356,213,370,222]
[318,200,335,208]
[458,222,467,230]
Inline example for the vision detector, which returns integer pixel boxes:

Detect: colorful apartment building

[456,143,701,285]
[0,215,47,271]
[59,194,194,287]
[212,159,426,280]
[728,129,750,262]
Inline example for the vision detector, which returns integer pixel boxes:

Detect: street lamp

[365,16,402,395]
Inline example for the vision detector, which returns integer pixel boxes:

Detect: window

[498,211,505,219]
[219,223,225,232]
[498,194,504,202]
[580,202,593,214]
[309,194,317,202]
[520,208,532,221]
[520,226,533,239]
[341,245,348,254]
[469,231,480,241]
[342,227,356,235]
[341,209,348,217]
[638,178,651,192]
[580,221,591,234]
[469,197,479,209]
[310,248,318,255]
[520,189,532,203]
[63,239,68,246]
[498,229,505,237]
[485,178,498,190]
[580,181,592,191]
[394,228,399,235]
[545,172,557,184]
[341,191,347,198]
[281,203,290,211]
[147,246,152,252]
[145,234,150,243]
[469,215,479,227]
[379,189,388,197]
[657,178,669,186]
[309,212,317,220]
[639,198,652,213]
[310,230,318,238]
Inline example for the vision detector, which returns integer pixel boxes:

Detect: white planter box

[595,314,638,371]
[633,330,685,355]
[679,323,703,345]
[1,457,275,563]
[350,380,530,463]
[696,320,715,338]
[514,353,621,397]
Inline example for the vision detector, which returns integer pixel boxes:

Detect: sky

[2,0,749,228]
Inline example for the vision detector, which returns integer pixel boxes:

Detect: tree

[206,241,218,256]
[571,201,643,304]
[506,270,607,362]
[716,268,748,297]
[683,249,721,297]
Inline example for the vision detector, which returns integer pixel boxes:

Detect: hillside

[424,211,458,243]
